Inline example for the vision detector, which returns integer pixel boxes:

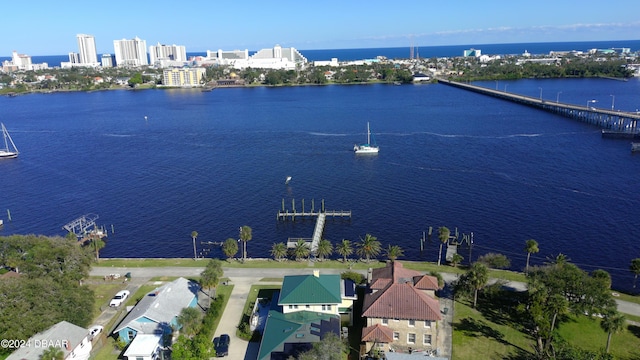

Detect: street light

[556,91,562,103]
[610,95,615,110]
[495,80,498,90]
[538,87,543,100]
[504,84,508,92]
[587,99,597,109]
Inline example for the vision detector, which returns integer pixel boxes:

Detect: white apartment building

[101,54,114,68]
[113,37,148,67]
[77,34,99,65]
[149,43,187,67]
[198,45,307,70]
[1,51,48,71]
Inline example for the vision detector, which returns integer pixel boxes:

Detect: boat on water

[354,122,379,154]
[0,123,19,159]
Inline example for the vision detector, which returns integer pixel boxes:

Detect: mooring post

[7,209,11,221]
[321,199,325,212]
[282,198,285,212]
[292,199,296,221]
[302,199,305,215]
[311,199,315,213]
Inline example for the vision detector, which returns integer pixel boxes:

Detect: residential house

[113,277,200,345]
[6,321,92,360]
[361,261,442,357]
[257,270,356,360]
[122,334,162,360]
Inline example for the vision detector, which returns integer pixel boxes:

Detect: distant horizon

[3,39,639,59]
[3,0,640,57]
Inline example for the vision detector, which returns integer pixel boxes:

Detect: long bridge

[437,78,640,137]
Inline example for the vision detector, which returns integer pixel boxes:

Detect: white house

[122,334,162,360]
[6,321,92,360]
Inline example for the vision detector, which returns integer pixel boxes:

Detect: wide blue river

[1,78,639,290]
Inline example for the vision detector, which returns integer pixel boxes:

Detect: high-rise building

[77,34,99,65]
[113,37,148,67]
[101,54,114,68]
[149,43,187,67]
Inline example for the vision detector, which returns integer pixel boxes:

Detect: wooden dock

[278,199,351,255]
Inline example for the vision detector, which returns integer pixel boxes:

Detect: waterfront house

[361,261,442,357]
[6,321,92,360]
[122,334,162,360]
[257,270,355,360]
[113,277,200,345]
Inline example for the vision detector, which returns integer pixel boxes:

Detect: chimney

[313,270,320,277]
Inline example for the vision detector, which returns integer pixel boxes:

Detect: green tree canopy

[222,238,238,260]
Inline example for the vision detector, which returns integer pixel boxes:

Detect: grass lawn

[87,282,127,319]
[557,314,640,359]
[95,258,526,281]
[452,299,534,359]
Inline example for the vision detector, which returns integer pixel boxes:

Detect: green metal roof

[257,310,340,360]
[278,274,341,305]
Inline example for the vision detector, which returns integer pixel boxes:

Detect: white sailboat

[0,123,19,159]
[354,122,379,154]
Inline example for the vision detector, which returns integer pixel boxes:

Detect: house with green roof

[257,270,355,360]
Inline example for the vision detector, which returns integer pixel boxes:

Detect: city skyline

[3,0,640,56]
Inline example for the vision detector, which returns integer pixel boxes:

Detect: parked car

[215,334,230,357]
[109,290,130,307]
[88,325,103,340]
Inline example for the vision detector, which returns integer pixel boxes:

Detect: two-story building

[361,261,442,357]
[257,270,356,360]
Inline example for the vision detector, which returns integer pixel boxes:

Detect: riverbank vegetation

[1,50,635,95]
[0,235,95,357]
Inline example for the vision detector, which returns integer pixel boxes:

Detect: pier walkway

[278,199,351,255]
[437,78,640,136]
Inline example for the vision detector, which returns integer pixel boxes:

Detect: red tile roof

[361,324,394,343]
[362,282,441,321]
[370,261,440,290]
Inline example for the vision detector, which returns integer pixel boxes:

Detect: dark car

[214,334,230,357]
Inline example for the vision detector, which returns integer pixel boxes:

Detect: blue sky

[3,0,640,56]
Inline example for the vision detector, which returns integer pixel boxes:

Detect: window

[288,305,293,309]
[322,304,332,311]
[382,318,388,325]
[294,304,299,309]
[423,334,432,346]
[393,318,400,322]
[305,305,310,309]
[127,330,135,341]
[424,320,431,328]
[408,319,415,327]
[407,333,416,344]
[393,332,399,341]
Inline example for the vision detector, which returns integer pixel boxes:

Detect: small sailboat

[354,122,379,154]
[0,123,19,159]
[285,176,292,184]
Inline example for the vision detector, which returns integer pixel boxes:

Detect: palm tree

[630,258,640,288]
[200,259,223,299]
[437,226,450,266]
[291,239,310,261]
[191,231,198,260]
[222,238,238,260]
[239,225,252,262]
[384,244,404,261]
[316,239,333,261]
[176,307,203,336]
[525,239,539,272]
[356,234,381,263]
[270,242,287,262]
[335,239,353,262]
[40,346,64,360]
[450,253,464,267]
[92,236,105,261]
[600,310,625,353]
[467,262,489,309]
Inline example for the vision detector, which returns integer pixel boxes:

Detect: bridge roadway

[437,78,640,135]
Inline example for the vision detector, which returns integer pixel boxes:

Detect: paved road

[90,266,640,360]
